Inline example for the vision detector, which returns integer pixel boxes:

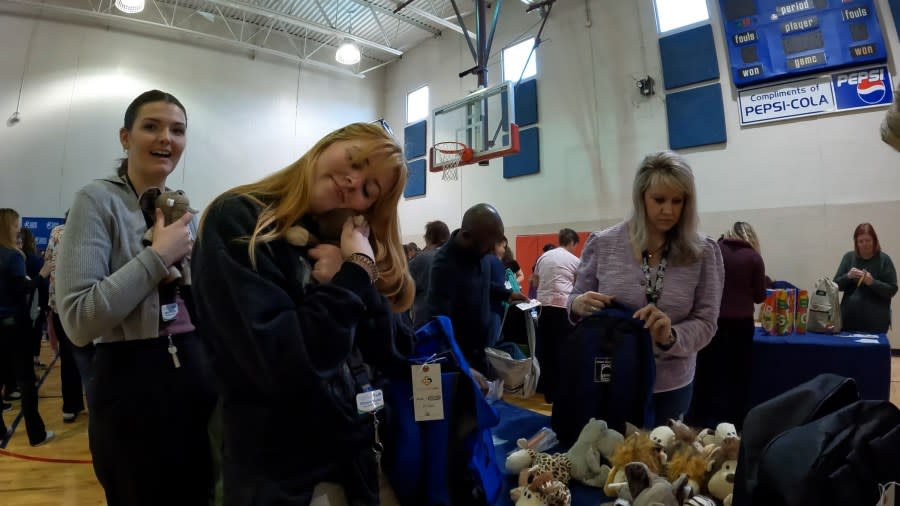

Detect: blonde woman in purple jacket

[568,151,724,425]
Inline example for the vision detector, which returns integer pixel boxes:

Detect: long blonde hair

[0,209,20,251]
[206,123,413,311]
[724,221,761,253]
[628,151,703,266]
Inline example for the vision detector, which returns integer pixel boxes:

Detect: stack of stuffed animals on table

[505,419,741,506]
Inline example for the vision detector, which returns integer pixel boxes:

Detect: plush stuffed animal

[698,422,738,447]
[665,440,715,498]
[610,462,688,506]
[649,425,677,463]
[510,466,572,506]
[604,432,665,497]
[142,190,197,284]
[707,437,740,501]
[506,418,622,487]
[567,418,622,487]
[284,208,360,248]
[668,419,705,453]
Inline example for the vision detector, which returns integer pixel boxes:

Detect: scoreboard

[719,0,887,87]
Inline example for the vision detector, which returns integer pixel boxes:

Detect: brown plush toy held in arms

[142,190,197,284]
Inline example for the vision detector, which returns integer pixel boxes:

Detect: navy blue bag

[384,316,503,506]
[551,305,656,445]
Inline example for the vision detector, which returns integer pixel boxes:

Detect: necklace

[641,244,669,305]
[646,243,665,259]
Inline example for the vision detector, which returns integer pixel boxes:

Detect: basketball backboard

[430,80,520,173]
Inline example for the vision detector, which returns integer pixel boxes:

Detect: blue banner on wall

[719,0,888,87]
[22,217,65,251]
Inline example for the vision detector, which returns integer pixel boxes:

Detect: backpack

[807,277,842,333]
[485,303,541,399]
[384,316,503,506]
[733,374,900,506]
[551,305,656,445]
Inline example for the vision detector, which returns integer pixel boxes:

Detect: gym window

[654,0,710,34]
[502,38,537,83]
[406,85,429,124]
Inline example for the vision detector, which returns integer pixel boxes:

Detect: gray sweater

[568,221,725,392]
[56,175,171,346]
[834,251,897,334]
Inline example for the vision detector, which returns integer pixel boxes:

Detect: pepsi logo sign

[857,79,886,104]
[835,68,887,104]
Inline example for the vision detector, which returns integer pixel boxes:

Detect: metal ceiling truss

[0,0,486,79]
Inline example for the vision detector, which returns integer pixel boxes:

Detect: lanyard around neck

[641,246,669,305]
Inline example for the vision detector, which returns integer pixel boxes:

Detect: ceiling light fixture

[336,8,361,66]
[115,0,145,14]
[335,41,361,65]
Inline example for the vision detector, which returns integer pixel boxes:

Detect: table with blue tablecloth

[748,328,891,409]
[489,329,891,505]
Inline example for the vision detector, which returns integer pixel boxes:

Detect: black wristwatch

[657,328,678,351]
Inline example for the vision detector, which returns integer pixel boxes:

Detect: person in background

[834,223,897,334]
[409,220,450,328]
[488,240,511,347]
[424,204,528,376]
[690,221,766,430]
[18,228,47,368]
[532,228,581,403]
[528,243,557,300]
[0,208,52,445]
[404,242,420,261]
[499,236,525,286]
[56,90,215,505]
[43,215,92,422]
[193,122,415,505]
[569,151,724,424]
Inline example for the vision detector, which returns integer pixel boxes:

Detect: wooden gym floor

[1,343,898,505]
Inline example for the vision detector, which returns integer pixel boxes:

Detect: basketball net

[434,142,469,182]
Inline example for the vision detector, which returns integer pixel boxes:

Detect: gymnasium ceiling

[0,0,483,78]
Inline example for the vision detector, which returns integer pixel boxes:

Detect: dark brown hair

[117,90,187,177]
[559,228,579,247]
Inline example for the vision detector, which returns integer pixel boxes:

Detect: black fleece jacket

[193,195,414,506]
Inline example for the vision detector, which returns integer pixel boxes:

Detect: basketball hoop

[433,142,473,181]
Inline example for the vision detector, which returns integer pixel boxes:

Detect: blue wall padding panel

[404,121,427,161]
[890,0,900,41]
[404,159,426,198]
[666,84,726,150]
[515,79,538,127]
[503,127,540,179]
[659,24,720,90]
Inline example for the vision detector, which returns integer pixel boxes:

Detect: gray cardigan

[56,175,171,346]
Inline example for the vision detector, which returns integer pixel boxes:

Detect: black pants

[29,309,46,359]
[0,316,47,444]
[52,312,87,415]
[89,332,216,506]
[0,318,15,397]
[688,317,755,431]
[535,306,571,403]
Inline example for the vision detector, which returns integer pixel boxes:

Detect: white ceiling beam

[201,0,403,56]
[346,0,441,36]
[394,2,476,39]
[1,0,368,78]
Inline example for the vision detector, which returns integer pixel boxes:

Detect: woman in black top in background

[0,208,52,445]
